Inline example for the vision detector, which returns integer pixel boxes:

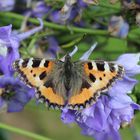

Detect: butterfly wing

[13,58,125,110]
[68,60,124,110]
[13,58,65,109]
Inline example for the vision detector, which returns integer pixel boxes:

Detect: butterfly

[13,54,124,110]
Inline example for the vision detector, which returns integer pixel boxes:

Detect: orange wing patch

[68,61,124,110]
[37,85,64,109]
[68,87,95,109]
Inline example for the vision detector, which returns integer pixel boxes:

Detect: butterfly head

[64,54,72,71]
[65,54,71,62]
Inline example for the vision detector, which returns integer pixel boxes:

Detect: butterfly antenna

[60,46,78,61]
[80,42,98,61]
[69,46,78,57]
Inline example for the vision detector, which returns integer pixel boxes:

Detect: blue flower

[108,16,129,38]
[0,0,15,11]
[135,0,140,5]
[32,1,51,18]
[30,0,85,25]
[50,4,77,24]
[23,0,94,26]
[0,24,19,75]
[0,18,43,112]
[46,37,60,58]
[0,76,34,112]
[126,0,140,6]
[0,18,43,75]
[61,47,140,140]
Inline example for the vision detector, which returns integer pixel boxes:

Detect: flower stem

[0,122,51,140]
[0,12,138,40]
[0,12,108,35]
[61,34,86,48]
[99,2,120,10]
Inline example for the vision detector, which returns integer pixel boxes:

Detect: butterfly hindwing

[36,85,64,109]
[68,60,124,110]
[13,58,65,109]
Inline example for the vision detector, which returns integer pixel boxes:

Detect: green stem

[0,12,138,40]
[27,33,38,51]
[0,12,108,35]
[0,122,51,140]
[99,2,120,10]
[61,34,86,48]
[93,11,120,17]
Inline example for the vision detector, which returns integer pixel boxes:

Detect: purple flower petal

[0,76,34,112]
[117,53,140,76]
[61,108,75,124]
[0,0,15,11]
[108,16,129,38]
[78,0,87,7]
[108,76,137,95]
[8,99,25,112]
[47,37,60,58]
[0,24,12,40]
[108,94,134,109]
[118,22,129,38]
[0,19,43,75]
[18,18,43,41]
[32,1,50,18]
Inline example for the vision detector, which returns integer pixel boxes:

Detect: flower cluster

[0,18,43,112]
[108,16,129,38]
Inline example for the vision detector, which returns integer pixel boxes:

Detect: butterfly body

[64,54,73,91]
[13,54,124,110]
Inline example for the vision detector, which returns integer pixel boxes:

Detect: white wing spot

[19,59,23,67]
[104,62,110,71]
[27,58,33,68]
[39,59,46,67]
[114,65,118,71]
[92,61,97,70]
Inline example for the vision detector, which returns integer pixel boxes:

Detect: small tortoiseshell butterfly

[13,53,124,110]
